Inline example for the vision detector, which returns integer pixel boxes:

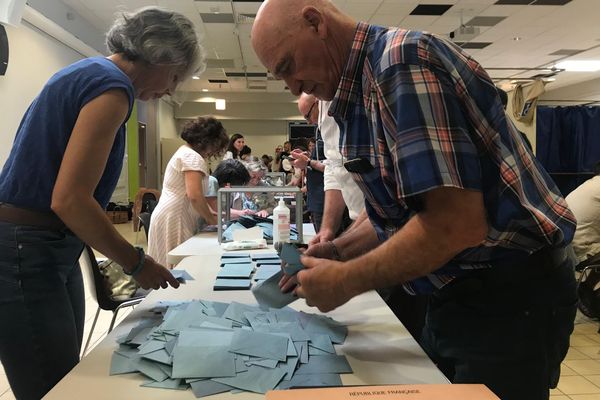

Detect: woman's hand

[131,255,180,290]
[256,210,269,218]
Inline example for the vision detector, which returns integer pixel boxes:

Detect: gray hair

[106,7,205,78]
[244,159,268,176]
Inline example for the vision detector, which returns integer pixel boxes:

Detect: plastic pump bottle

[272,198,290,244]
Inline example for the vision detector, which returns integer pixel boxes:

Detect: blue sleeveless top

[0,57,135,211]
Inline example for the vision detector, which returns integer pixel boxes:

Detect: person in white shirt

[565,163,600,265]
[311,100,365,244]
[223,133,245,160]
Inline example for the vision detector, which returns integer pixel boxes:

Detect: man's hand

[308,228,335,245]
[278,242,338,293]
[132,255,181,290]
[290,149,310,169]
[294,255,356,312]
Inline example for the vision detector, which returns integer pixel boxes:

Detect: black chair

[80,245,146,356]
[136,211,152,243]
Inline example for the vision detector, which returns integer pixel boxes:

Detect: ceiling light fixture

[192,76,200,80]
[202,89,208,92]
[215,99,226,110]
[554,60,600,72]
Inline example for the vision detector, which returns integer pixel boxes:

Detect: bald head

[298,93,318,124]
[251,0,356,100]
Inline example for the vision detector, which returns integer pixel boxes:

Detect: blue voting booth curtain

[536,106,600,196]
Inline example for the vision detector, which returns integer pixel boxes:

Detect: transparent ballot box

[216,186,303,243]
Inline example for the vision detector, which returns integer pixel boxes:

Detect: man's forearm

[339,208,367,237]
[332,216,379,260]
[342,188,488,298]
[320,189,346,234]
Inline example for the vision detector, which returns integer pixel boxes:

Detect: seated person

[240,145,252,161]
[232,159,276,218]
[198,159,251,231]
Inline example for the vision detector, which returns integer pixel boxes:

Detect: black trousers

[420,246,578,400]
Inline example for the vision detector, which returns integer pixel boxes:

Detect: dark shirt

[305,132,325,214]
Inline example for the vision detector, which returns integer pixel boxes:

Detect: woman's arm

[185,171,218,225]
[52,88,178,289]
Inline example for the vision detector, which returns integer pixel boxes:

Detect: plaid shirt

[329,22,575,293]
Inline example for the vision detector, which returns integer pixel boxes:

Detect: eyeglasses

[304,101,318,121]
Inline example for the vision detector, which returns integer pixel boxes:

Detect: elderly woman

[230,158,275,218]
[0,7,202,399]
[148,117,228,266]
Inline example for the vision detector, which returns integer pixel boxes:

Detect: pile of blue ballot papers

[214,252,282,291]
[110,299,351,397]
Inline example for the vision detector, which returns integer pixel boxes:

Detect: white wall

[157,99,179,139]
[0,21,83,165]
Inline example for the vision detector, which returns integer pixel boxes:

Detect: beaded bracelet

[124,246,145,276]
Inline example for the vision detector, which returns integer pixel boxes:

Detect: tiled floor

[0,221,600,399]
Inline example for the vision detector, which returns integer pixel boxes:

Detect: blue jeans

[0,222,85,400]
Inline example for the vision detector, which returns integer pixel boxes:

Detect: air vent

[548,49,583,56]
[225,72,267,78]
[200,13,234,23]
[454,42,492,49]
[237,13,256,24]
[410,4,452,15]
[466,16,506,26]
[208,79,229,84]
[206,59,235,68]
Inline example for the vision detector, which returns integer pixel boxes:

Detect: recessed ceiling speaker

[0,25,7,76]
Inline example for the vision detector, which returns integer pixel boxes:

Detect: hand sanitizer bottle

[272,197,290,244]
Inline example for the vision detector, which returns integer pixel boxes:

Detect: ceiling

[57,0,600,100]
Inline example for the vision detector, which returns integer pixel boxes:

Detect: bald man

[252,2,577,399]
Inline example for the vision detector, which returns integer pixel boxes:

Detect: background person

[148,117,228,267]
[0,7,199,398]
[222,133,245,160]
[565,161,600,267]
[292,94,326,232]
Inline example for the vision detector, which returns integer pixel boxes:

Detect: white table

[45,253,447,400]
[167,224,317,266]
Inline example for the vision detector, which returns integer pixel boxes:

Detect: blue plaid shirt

[329,23,575,293]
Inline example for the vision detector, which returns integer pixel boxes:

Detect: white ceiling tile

[478,4,527,17]
[344,3,382,21]
[369,14,401,27]
[376,1,418,16]
[399,15,441,30]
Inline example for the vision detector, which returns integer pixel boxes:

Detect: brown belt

[0,203,67,231]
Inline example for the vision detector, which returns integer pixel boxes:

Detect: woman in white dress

[222,133,245,160]
[148,117,228,266]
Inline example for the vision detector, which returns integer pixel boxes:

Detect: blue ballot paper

[280,243,304,276]
[221,251,250,258]
[220,258,252,266]
[252,270,297,308]
[251,253,280,260]
[214,279,252,290]
[218,263,254,278]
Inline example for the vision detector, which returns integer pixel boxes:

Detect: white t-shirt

[319,101,364,220]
